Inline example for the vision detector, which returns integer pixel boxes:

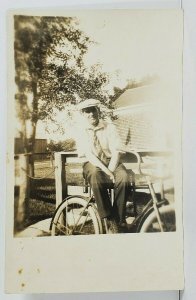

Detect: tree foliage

[47,139,76,152]
[14,15,110,153]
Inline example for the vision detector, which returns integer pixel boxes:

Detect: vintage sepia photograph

[13,11,182,238]
[5,9,184,293]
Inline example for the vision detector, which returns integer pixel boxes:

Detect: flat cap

[77,99,100,111]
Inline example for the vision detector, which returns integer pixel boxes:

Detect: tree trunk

[29,121,37,177]
[28,81,39,177]
[19,112,28,154]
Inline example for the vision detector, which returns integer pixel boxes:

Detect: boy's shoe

[118,221,129,233]
[104,218,119,234]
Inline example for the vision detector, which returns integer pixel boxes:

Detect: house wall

[114,105,169,151]
[114,105,174,202]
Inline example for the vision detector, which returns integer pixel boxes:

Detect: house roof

[114,84,160,108]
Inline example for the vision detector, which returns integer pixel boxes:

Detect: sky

[16,10,182,141]
[78,10,182,87]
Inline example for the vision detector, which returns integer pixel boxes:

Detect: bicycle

[126,151,176,233]
[50,151,176,235]
[127,176,176,233]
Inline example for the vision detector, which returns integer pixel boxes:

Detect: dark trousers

[83,162,130,223]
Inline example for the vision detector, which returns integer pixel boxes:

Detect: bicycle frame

[126,150,171,232]
[130,178,167,231]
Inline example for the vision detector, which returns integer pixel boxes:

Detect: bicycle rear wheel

[50,196,101,236]
[137,204,176,233]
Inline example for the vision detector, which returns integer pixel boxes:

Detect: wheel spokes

[51,196,101,236]
[53,206,95,235]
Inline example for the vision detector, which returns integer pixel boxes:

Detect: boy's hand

[105,169,115,183]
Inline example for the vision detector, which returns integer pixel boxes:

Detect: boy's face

[81,106,99,127]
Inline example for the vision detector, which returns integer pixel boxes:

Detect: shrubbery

[47,139,76,152]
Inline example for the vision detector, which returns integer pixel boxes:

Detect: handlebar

[120,149,142,175]
[120,149,172,180]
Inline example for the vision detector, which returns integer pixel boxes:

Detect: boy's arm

[108,151,120,173]
[85,151,114,180]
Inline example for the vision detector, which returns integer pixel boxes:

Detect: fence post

[15,154,30,230]
[55,153,67,208]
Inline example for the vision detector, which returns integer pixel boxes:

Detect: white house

[114,82,177,152]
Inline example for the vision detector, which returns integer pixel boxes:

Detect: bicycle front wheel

[137,204,176,233]
[50,196,100,236]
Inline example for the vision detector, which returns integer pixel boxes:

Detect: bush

[47,139,76,152]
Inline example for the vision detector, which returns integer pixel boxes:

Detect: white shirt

[75,119,122,162]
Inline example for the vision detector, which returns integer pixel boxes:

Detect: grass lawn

[15,159,85,230]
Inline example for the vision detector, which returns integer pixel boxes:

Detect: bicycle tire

[50,196,100,236]
[136,204,176,233]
